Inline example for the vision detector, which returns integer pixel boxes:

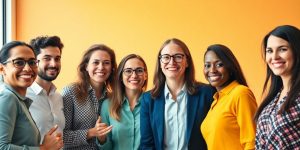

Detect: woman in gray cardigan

[0,41,63,150]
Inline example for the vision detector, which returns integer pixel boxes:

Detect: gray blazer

[0,83,40,150]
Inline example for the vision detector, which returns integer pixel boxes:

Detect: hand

[40,125,63,150]
[87,116,112,143]
[95,116,113,143]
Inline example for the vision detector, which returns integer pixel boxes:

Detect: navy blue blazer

[140,84,215,150]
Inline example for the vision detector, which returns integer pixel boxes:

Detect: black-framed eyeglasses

[123,67,145,76]
[159,53,185,64]
[3,58,38,69]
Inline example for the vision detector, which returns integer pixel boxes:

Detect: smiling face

[266,35,294,80]
[0,46,37,95]
[86,50,112,87]
[203,50,230,91]
[160,42,188,81]
[37,46,61,82]
[122,58,147,92]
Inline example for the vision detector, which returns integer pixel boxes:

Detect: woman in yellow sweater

[200,44,257,150]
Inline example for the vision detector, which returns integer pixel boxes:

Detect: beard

[38,67,60,82]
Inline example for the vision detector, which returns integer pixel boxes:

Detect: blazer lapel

[153,94,165,149]
[185,93,199,144]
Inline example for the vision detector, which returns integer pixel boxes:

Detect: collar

[88,84,108,99]
[1,82,27,100]
[213,80,239,99]
[164,82,187,99]
[30,81,57,95]
[1,83,32,108]
[122,94,143,105]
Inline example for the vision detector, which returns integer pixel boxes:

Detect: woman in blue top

[97,54,148,150]
[140,38,215,150]
[0,41,63,150]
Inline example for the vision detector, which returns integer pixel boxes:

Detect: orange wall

[16,0,300,103]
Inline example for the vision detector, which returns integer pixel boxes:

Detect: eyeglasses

[123,67,145,76]
[159,53,185,64]
[3,58,38,69]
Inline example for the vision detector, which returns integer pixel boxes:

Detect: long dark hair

[75,44,117,103]
[205,44,248,86]
[151,38,198,98]
[255,25,300,120]
[110,54,148,121]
